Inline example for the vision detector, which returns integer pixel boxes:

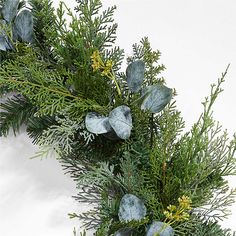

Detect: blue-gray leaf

[118,194,146,222]
[146,221,174,236]
[0,36,7,51]
[85,112,112,134]
[141,85,172,113]
[13,9,34,43]
[0,20,14,51]
[2,0,20,22]
[126,60,145,92]
[108,105,132,140]
[114,228,133,236]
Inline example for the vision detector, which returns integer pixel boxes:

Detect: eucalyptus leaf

[0,36,7,51]
[126,60,145,92]
[13,9,34,43]
[108,105,132,140]
[2,0,20,22]
[146,221,174,236]
[0,20,13,51]
[141,84,172,113]
[118,194,146,222]
[85,112,112,134]
[114,228,133,236]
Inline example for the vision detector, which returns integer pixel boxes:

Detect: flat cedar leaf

[85,112,112,134]
[141,84,172,113]
[108,105,132,140]
[2,0,20,22]
[13,9,34,43]
[126,60,145,92]
[118,194,147,222]
[146,221,174,236]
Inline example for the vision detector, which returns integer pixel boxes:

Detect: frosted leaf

[2,0,20,22]
[114,228,132,236]
[118,194,146,222]
[108,105,132,140]
[85,112,112,134]
[141,84,172,113]
[0,20,13,51]
[13,9,34,43]
[0,36,7,51]
[126,60,145,92]
[146,221,174,236]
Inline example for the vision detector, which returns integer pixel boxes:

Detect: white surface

[0,0,236,235]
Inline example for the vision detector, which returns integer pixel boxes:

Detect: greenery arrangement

[0,0,235,235]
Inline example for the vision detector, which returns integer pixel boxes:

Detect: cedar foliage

[0,0,235,235]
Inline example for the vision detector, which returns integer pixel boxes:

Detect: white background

[0,0,236,235]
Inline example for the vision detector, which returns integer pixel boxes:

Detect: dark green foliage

[27,115,56,144]
[0,95,36,136]
[175,216,236,236]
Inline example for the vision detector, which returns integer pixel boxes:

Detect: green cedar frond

[0,48,107,117]
[34,115,82,157]
[0,95,36,136]
[27,115,56,144]
[127,37,166,86]
[29,0,58,61]
[174,216,235,236]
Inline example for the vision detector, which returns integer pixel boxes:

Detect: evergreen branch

[0,95,36,136]
[196,64,230,136]
[27,115,57,144]
[0,51,107,116]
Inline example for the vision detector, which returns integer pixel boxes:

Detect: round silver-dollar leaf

[114,228,133,236]
[126,60,145,92]
[13,9,34,43]
[0,20,14,51]
[141,84,172,113]
[118,194,146,222]
[108,105,132,140]
[85,112,112,134]
[146,221,174,236]
[2,0,20,22]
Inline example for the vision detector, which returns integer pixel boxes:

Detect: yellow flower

[91,50,103,72]
[167,205,177,212]
[90,50,121,95]
[101,60,114,76]
[164,195,192,223]
[178,195,192,210]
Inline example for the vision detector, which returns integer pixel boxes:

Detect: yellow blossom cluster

[163,195,192,223]
[90,50,114,76]
[90,50,121,95]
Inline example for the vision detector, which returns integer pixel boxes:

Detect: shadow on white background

[0,132,88,236]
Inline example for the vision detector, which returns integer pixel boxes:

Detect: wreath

[0,0,235,235]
